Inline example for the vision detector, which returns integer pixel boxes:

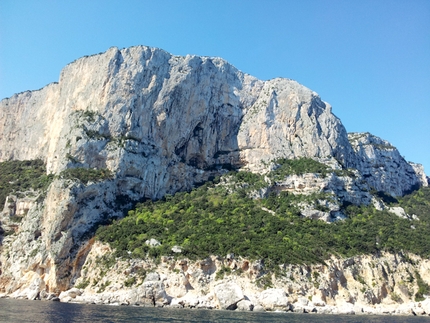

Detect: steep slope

[0,45,427,298]
[348,132,426,196]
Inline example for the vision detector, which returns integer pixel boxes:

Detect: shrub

[269,157,332,181]
[256,274,274,289]
[0,159,54,206]
[124,276,136,287]
[97,280,111,293]
[94,169,430,271]
[75,279,90,289]
[415,271,430,302]
[60,167,113,184]
[215,266,232,280]
[391,292,401,303]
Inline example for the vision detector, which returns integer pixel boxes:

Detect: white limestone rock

[257,288,290,311]
[137,280,168,306]
[348,132,425,196]
[144,272,160,282]
[169,298,184,308]
[236,299,254,311]
[174,293,201,308]
[336,302,355,315]
[171,245,183,253]
[59,288,83,301]
[213,281,244,310]
[410,162,429,188]
[388,206,408,219]
[145,239,161,247]
[419,299,430,315]
[310,296,326,307]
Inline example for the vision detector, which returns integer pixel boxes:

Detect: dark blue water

[0,298,428,323]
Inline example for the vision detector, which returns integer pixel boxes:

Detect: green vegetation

[0,159,54,206]
[84,130,110,141]
[391,292,401,303]
[398,188,430,219]
[372,143,395,151]
[262,190,334,216]
[269,157,332,180]
[75,279,90,289]
[96,153,430,268]
[256,274,274,289]
[334,168,357,178]
[97,280,111,293]
[66,153,79,164]
[219,171,267,197]
[215,265,232,280]
[414,271,430,301]
[73,109,100,123]
[60,167,113,184]
[95,254,116,269]
[124,276,136,287]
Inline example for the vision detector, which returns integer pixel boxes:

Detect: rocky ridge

[0,45,428,314]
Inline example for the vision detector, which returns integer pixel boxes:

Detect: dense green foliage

[0,159,54,206]
[269,157,332,180]
[398,188,430,219]
[96,157,430,266]
[60,167,113,184]
[414,270,430,301]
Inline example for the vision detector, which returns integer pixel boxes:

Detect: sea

[0,298,429,323]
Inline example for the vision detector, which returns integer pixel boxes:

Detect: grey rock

[145,238,161,247]
[348,132,426,196]
[144,272,160,282]
[258,288,290,311]
[137,281,168,306]
[236,299,254,311]
[171,246,182,253]
[214,281,244,310]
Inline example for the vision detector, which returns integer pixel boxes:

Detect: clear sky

[1,0,429,173]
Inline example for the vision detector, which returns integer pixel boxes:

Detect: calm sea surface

[0,298,429,323]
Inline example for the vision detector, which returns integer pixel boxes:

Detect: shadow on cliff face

[54,57,251,290]
[0,222,4,245]
[111,55,248,201]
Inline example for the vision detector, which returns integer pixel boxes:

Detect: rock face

[0,45,427,298]
[348,132,427,196]
[258,288,290,311]
[214,282,244,310]
[56,242,430,316]
[237,77,355,170]
[0,46,355,186]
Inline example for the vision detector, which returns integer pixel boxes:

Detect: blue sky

[1,0,429,173]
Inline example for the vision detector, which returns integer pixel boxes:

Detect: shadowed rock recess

[0,46,429,315]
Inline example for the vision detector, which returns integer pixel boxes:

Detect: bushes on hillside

[60,167,113,184]
[269,157,332,181]
[96,165,430,266]
[0,159,53,206]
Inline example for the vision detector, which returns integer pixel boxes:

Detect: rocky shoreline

[3,241,430,317]
[2,286,430,317]
[56,285,430,316]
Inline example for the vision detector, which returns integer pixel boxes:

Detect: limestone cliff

[348,132,425,196]
[56,242,430,316]
[0,45,428,308]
